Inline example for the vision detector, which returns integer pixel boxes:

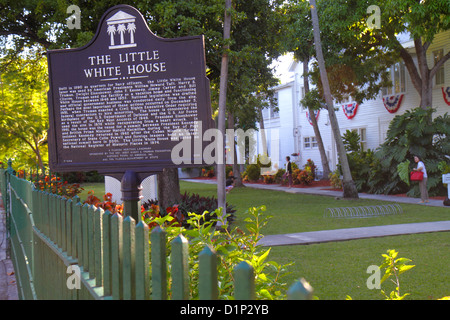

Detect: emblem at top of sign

[106,11,137,49]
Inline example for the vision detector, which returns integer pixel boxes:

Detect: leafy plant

[83,191,125,214]
[142,192,236,227]
[342,129,361,153]
[146,205,293,300]
[379,249,415,300]
[292,168,313,185]
[438,161,450,174]
[245,163,261,181]
[329,168,342,189]
[201,166,215,178]
[397,160,410,186]
[375,108,449,196]
[262,174,275,184]
[304,159,316,180]
[33,173,83,198]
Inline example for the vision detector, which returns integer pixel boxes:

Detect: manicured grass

[78,182,105,202]
[78,180,449,299]
[180,180,450,300]
[269,233,450,300]
[180,181,450,234]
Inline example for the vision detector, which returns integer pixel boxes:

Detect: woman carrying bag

[412,155,429,203]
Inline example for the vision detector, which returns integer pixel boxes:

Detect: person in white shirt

[413,155,429,203]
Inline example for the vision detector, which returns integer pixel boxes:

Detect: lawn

[78,182,105,201]
[179,181,450,234]
[269,233,450,300]
[80,180,449,299]
[179,181,450,300]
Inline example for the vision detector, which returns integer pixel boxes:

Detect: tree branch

[430,50,450,80]
[398,46,422,94]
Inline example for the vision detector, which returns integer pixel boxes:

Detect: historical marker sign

[47,5,213,174]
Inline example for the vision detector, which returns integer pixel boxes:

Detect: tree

[315,0,450,109]
[0,0,283,205]
[216,0,232,217]
[309,0,359,198]
[377,0,449,109]
[0,51,48,170]
[282,0,330,180]
[147,0,284,200]
[157,168,182,210]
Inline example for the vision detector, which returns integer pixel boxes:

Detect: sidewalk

[0,195,19,300]
[183,178,447,207]
[258,221,450,246]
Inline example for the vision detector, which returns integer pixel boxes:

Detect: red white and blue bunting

[382,94,404,113]
[342,102,358,119]
[306,110,320,125]
[442,87,450,106]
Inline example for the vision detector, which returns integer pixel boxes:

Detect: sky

[271,52,294,84]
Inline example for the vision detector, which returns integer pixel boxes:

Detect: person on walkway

[413,155,429,203]
[226,176,235,193]
[285,156,293,188]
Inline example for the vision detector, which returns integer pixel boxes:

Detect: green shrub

[340,108,449,196]
[146,205,293,299]
[329,168,342,189]
[246,163,261,181]
[375,108,449,196]
[142,192,236,226]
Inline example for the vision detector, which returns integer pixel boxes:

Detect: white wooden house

[258,30,450,177]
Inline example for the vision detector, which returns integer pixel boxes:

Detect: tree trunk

[310,0,358,199]
[157,168,181,211]
[217,0,232,218]
[258,107,268,157]
[414,38,433,110]
[302,57,330,180]
[33,137,45,171]
[228,111,244,187]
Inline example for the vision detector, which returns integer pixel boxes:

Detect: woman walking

[413,155,429,203]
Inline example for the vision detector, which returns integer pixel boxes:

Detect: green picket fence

[1,163,313,300]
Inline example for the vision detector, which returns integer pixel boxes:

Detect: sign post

[47,5,213,221]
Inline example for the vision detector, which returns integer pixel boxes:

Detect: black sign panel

[47,5,213,174]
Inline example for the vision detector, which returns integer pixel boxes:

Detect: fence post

[60,196,67,252]
[234,261,255,300]
[287,278,313,300]
[73,202,82,262]
[171,234,189,300]
[102,210,112,296]
[87,205,96,279]
[199,245,218,300]
[151,226,167,300]
[65,198,72,257]
[111,212,123,300]
[81,203,89,271]
[56,196,63,247]
[122,216,136,300]
[135,220,149,300]
[71,196,81,259]
[94,207,103,287]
